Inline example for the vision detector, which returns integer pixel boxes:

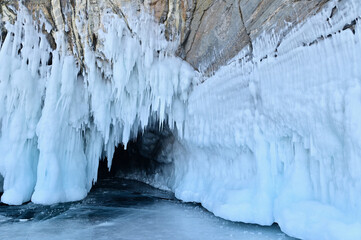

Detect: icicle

[0,4,195,205]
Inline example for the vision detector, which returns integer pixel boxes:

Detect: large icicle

[0,9,49,205]
[0,6,195,205]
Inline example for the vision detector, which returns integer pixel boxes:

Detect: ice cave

[1,0,361,239]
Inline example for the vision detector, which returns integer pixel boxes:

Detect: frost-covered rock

[163,1,361,239]
[1,0,331,74]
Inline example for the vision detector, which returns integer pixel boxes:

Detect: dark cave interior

[97,124,174,180]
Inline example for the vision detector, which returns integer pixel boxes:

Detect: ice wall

[0,5,195,205]
[162,1,361,239]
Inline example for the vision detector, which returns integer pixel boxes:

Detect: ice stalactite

[0,6,195,205]
[0,9,49,205]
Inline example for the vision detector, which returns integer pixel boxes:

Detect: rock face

[1,0,330,74]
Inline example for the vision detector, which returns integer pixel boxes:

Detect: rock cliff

[1,0,330,75]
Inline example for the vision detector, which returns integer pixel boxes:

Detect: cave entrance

[97,124,174,182]
[0,174,3,196]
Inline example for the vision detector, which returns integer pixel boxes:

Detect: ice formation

[162,1,361,239]
[0,5,195,205]
[1,0,361,239]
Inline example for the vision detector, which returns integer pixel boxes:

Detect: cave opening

[97,123,174,184]
[0,174,3,197]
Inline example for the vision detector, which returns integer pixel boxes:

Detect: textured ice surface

[162,1,361,239]
[0,1,361,239]
[0,179,291,240]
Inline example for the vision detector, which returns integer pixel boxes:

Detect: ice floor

[0,178,293,240]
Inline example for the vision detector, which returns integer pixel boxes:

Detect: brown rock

[0,0,331,75]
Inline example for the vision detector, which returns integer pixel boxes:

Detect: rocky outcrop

[183,0,330,74]
[1,0,331,74]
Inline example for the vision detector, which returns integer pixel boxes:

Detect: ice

[160,1,361,239]
[0,179,291,240]
[0,6,195,205]
[1,0,361,239]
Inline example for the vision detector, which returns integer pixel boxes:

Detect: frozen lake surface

[0,178,293,240]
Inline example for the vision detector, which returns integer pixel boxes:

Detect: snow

[1,0,361,239]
